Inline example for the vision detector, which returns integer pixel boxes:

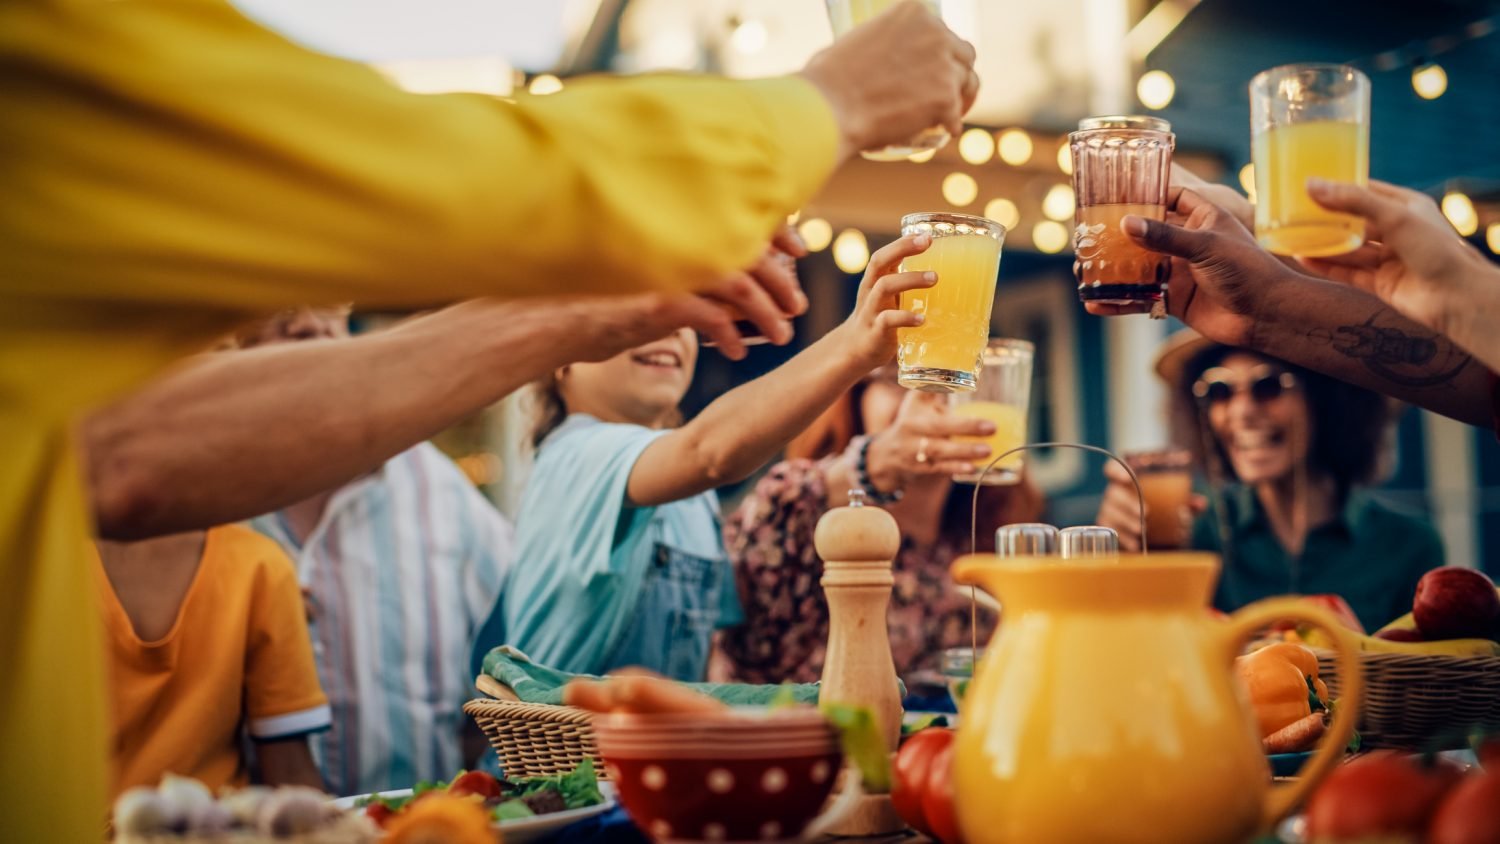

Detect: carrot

[1262,712,1326,754]
[605,671,728,715]
[562,678,616,713]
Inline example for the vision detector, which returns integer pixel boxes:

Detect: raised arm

[84,294,759,539]
[625,235,937,506]
[1300,178,1500,374]
[3,1,972,312]
[1113,188,1491,427]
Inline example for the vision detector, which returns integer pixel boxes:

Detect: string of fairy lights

[785,12,1500,273]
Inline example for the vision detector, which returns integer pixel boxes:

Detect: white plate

[333,782,617,843]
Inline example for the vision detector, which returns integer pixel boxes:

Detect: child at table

[472,233,995,681]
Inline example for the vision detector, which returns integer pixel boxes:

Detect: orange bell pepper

[1234,642,1330,738]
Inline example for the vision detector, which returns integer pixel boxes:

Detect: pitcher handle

[1219,598,1365,832]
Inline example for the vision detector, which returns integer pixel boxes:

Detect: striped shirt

[253,443,512,796]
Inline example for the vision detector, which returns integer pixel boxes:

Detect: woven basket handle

[1220,598,1365,831]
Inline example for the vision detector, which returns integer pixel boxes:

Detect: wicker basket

[1317,650,1500,750]
[465,675,605,779]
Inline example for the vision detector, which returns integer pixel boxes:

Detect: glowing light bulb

[942,172,979,207]
[1488,223,1500,255]
[1442,192,1478,236]
[1057,142,1074,175]
[1032,220,1069,254]
[997,129,1034,166]
[959,128,995,165]
[1411,63,1448,100]
[1137,70,1175,110]
[797,217,833,252]
[832,229,870,273]
[1042,184,1075,221]
[983,198,1020,232]
[1239,163,1257,203]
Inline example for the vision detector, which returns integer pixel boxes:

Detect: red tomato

[920,741,962,844]
[1428,771,1500,844]
[365,802,396,829]
[447,771,503,802]
[892,729,951,837]
[1304,752,1462,840]
[1476,735,1500,772]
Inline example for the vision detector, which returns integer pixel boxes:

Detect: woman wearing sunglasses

[1094,331,1444,630]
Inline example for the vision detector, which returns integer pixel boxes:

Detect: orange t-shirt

[95,525,329,797]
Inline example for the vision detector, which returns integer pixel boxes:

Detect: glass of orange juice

[1250,63,1371,257]
[824,0,950,161]
[897,212,1006,392]
[950,338,1033,485]
[1124,448,1194,550]
[1069,116,1175,306]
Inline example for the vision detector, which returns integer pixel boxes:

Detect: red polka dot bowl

[593,707,855,843]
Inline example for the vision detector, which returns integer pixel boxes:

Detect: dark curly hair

[1172,344,1398,500]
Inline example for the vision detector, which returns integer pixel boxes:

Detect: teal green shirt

[1193,486,1444,631]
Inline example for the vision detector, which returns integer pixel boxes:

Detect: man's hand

[800,0,978,160]
[1300,178,1497,337]
[834,232,935,367]
[1089,188,1300,347]
[564,223,810,362]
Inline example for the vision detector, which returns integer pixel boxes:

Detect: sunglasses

[1192,367,1298,405]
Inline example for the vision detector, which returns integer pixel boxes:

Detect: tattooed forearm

[1307,309,1472,389]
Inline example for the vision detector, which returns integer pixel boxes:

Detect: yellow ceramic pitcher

[950,552,1363,844]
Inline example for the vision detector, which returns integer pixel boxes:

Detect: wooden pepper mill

[816,489,905,836]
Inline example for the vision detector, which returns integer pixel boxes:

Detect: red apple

[1304,752,1464,840]
[1427,772,1500,844]
[1374,627,1426,642]
[1413,567,1500,641]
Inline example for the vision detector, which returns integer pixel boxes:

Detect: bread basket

[464,674,606,779]
[1317,650,1500,750]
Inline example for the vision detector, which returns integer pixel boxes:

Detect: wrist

[797,65,861,163]
[861,431,906,494]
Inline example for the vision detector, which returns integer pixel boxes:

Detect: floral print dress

[710,458,996,685]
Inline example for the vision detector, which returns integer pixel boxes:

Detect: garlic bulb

[256,786,337,836]
[113,787,174,836]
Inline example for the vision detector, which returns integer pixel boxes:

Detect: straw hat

[1152,328,1220,390]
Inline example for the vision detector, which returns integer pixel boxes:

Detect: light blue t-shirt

[471,414,742,680]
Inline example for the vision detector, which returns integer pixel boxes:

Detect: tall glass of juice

[1250,63,1370,257]
[824,0,950,161]
[1069,116,1175,306]
[897,212,1006,392]
[951,338,1033,485]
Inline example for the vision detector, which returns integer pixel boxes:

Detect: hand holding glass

[896,213,1006,392]
[824,0,951,160]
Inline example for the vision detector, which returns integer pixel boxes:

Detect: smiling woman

[1094,330,1446,631]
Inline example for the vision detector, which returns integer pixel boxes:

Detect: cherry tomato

[892,729,950,837]
[447,770,503,802]
[892,728,962,843]
[921,741,962,844]
[365,802,396,829]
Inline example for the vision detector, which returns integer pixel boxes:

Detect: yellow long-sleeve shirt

[0,0,837,838]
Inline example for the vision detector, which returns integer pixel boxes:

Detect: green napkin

[481,646,823,706]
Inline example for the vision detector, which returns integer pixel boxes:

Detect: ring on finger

[916,437,930,465]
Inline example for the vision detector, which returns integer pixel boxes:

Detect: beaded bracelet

[851,435,904,505]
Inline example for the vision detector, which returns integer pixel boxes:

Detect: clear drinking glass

[1069,116,1175,306]
[950,338,1033,485]
[897,212,1006,392]
[824,0,951,161]
[1124,448,1194,550]
[1250,63,1371,257]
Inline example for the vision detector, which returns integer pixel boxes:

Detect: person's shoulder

[209,524,299,584]
[1354,494,1443,550]
[537,414,661,466]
